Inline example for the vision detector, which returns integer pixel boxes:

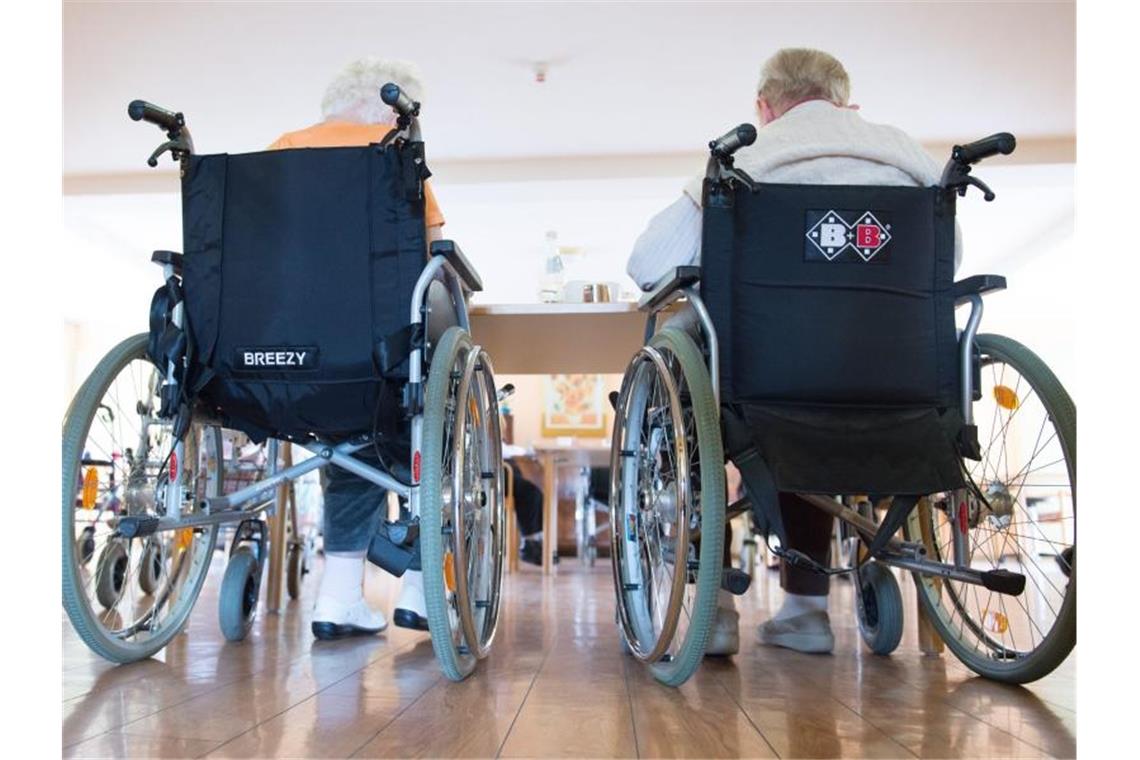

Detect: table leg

[504,463,519,573]
[915,497,945,656]
[541,451,558,576]
[265,444,292,614]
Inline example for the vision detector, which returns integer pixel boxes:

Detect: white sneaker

[757,610,834,654]
[393,570,429,631]
[706,605,740,656]
[312,596,387,641]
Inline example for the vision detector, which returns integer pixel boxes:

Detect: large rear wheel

[907,333,1075,683]
[63,334,221,663]
[610,327,725,687]
[420,327,505,681]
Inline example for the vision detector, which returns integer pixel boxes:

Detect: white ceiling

[64,1,1074,176]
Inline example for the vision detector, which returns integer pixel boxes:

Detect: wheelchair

[610,125,1075,687]
[62,85,506,682]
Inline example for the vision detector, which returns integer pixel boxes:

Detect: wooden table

[469,301,649,374]
[471,302,649,575]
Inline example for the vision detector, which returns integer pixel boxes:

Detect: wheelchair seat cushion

[175,144,427,441]
[734,404,965,496]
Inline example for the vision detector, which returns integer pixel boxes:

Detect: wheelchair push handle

[709,123,757,159]
[953,132,1016,165]
[128,100,184,134]
[380,83,420,119]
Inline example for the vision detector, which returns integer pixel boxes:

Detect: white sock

[317,551,365,606]
[773,592,828,621]
[523,531,542,541]
[396,569,426,616]
[402,568,423,593]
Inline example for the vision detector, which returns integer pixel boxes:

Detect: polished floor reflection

[63,553,1075,758]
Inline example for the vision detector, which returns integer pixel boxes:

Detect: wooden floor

[63,554,1076,759]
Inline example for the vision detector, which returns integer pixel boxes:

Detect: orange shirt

[268,121,445,228]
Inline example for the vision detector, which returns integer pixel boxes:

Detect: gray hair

[321,57,425,125]
[757,48,850,112]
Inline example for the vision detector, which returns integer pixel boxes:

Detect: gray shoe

[757,610,834,654]
[705,605,740,656]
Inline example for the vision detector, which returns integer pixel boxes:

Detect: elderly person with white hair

[270,57,443,641]
[627,48,959,657]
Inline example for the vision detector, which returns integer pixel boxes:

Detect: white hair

[321,57,425,125]
[757,48,850,111]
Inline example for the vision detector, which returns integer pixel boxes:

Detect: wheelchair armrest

[151,250,183,276]
[638,266,701,312]
[953,274,1006,304]
[430,240,483,293]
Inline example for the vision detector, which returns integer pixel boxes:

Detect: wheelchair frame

[608,127,1078,687]
[132,251,471,534]
[122,131,480,552]
[637,274,1017,596]
[68,88,505,679]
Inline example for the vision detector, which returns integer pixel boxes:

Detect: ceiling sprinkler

[508,55,567,84]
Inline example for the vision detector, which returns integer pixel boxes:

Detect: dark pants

[509,462,544,536]
[321,449,387,554]
[717,495,832,595]
[778,492,834,596]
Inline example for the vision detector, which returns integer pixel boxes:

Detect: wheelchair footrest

[721,567,752,596]
[980,568,1026,596]
[366,519,421,576]
[115,515,161,539]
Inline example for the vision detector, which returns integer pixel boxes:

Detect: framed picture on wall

[541,373,607,438]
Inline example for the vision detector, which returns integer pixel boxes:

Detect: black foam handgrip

[380,82,418,117]
[710,123,757,157]
[953,132,1017,164]
[128,100,182,132]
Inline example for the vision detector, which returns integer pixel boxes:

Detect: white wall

[62,162,1074,402]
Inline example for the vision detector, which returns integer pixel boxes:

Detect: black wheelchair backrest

[700,181,966,497]
[700,181,958,409]
[176,145,427,440]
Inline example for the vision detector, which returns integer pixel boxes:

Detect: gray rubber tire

[908,333,1076,684]
[219,547,261,642]
[856,561,904,655]
[420,327,478,681]
[63,333,219,664]
[138,538,164,595]
[94,539,129,610]
[646,328,726,687]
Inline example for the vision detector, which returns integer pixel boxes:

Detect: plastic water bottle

[538,230,564,303]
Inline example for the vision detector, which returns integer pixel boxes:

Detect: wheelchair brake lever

[146,141,174,167]
[145,132,194,168]
[958,174,997,202]
[146,140,190,168]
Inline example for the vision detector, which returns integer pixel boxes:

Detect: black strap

[721,405,787,549]
[401,141,431,202]
[376,322,424,375]
[866,494,919,558]
[147,276,183,367]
